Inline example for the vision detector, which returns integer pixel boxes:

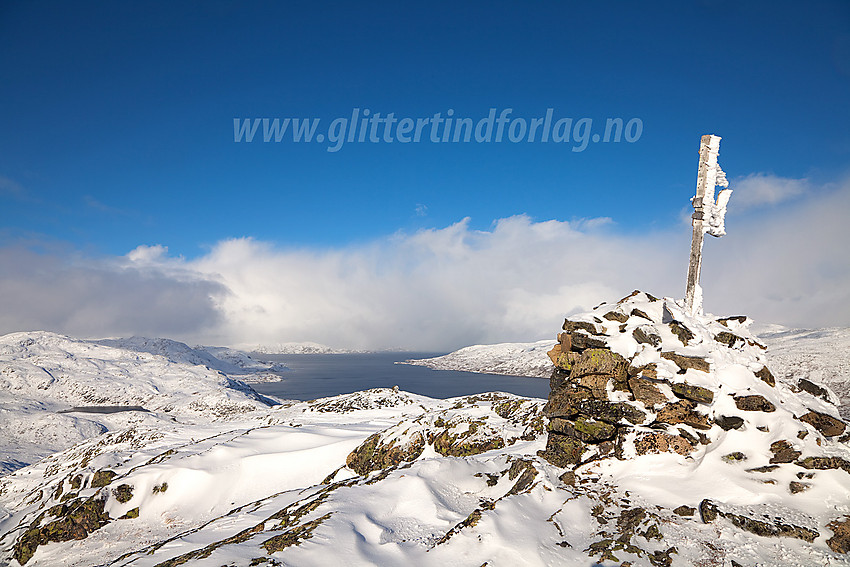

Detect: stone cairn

[538,290,850,552]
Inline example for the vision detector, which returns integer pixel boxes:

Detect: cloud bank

[0,176,847,351]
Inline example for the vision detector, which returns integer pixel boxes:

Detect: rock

[634,431,694,456]
[13,495,111,565]
[673,505,695,517]
[563,319,601,335]
[715,331,744,348]
[715,415,744,430]
[630,308,652,320]
[668,321,695,346]
[795,456,850,474]
[656,400,711,430]
[570,349,628,381]
[578,373,611,400]
[112,484,134,504]
[603,310,628,323]
[632,326,661,347]
[769,440,801,464]
[755,366,775,387]
[570,331,608,350]
[789,481,811,494]
[827,516,850,554]
[548,344,580,372]
[670,382,714,404]
[733,395,776,413]
[717,315,747,327]
[538,433,584,468]
[629,362,658,379]
[628,377,667,407]
[346,432,426,475]
[119,507,139,519]
[799,410,846,437]
[544,385,592,419]
[699,499,818,542]
[90,470,116,488]
[558,470,576,486]
[796,378,830,401]
[747,465,779,473]
[722,452,747,462]
[660,351,710,373]
[549,416,616,443]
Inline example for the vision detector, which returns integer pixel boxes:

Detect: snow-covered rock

[400,339,554,377]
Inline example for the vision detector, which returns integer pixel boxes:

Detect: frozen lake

[250,351,549,401]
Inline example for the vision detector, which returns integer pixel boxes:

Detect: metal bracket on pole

[685,134,731,315]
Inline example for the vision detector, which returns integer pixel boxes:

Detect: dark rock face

[346,432,426,475]
[797,378,830,401]
[112,484,134,504]
[799,410,846,437]
[715,331,745,348]
[796,456,850,474]
[733,395,776,413]
[539,433,584,468]
[715,415,744,430]
[632,326,661,347]
[699,499,818,542]
[769,440,801,464]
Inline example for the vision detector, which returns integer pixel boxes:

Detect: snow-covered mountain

[0,332,279,474]
[0,295,848,566]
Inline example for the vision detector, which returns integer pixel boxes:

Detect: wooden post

[685,134,726,314]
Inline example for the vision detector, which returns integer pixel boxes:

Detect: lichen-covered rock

[669,382,714,404]
[795,456,850,474]
[112,484,134,504]
[628,377,667,408]
[799,410,846,437]
[655,400,711,430]
[538,433,584,467]
[660,351,710,373]
[13,495,110,565]
[733,394,776,413]
[634,431,695,456]
[548,416,616,443]
[570,349,628,382]
[346,432,426,476]
[90,469,116,488]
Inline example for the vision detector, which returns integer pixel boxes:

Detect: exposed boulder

[798,410,846,437]
[660,351,710,373]
[734,394,776,413]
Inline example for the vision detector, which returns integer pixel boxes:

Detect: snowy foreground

[0,299,849,566]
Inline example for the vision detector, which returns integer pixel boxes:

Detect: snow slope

[0,296,848,566]
[0,332,277,474]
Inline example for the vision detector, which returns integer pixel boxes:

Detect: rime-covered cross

[685,134,732,314]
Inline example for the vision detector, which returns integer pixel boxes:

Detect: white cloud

[730,173,811,210]
[0,175,847,350]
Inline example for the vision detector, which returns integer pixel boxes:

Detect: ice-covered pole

[685,134,732,314]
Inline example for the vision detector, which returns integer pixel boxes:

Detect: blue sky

[1,1,848,348]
